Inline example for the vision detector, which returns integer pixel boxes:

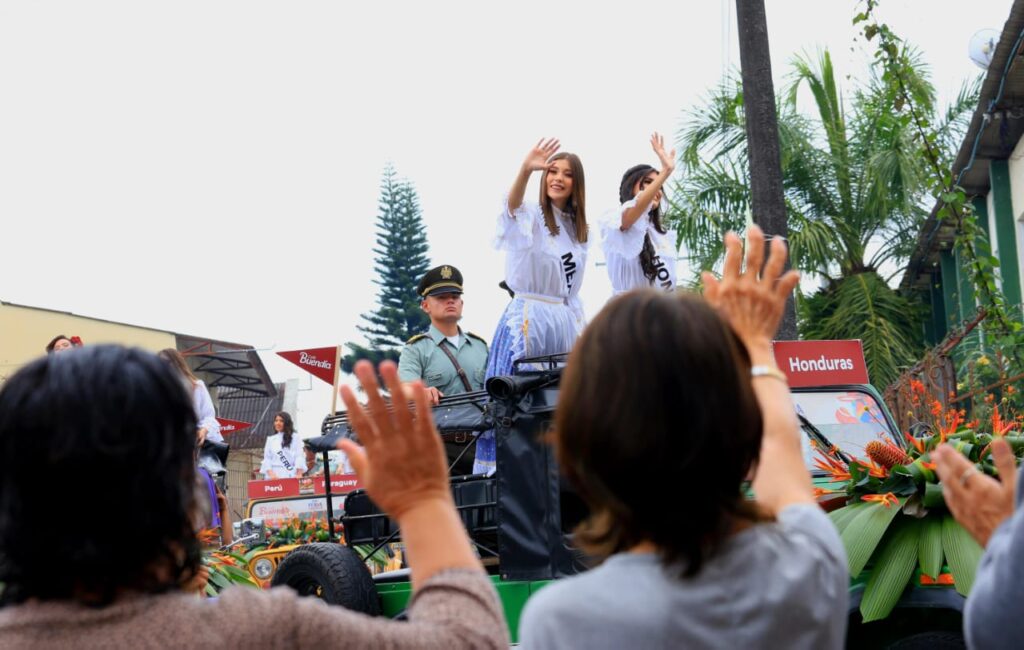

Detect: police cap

[417,265,464,298]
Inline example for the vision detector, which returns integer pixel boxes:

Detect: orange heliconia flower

[992,405,1015,436]
[904,432,925,454]
[861,492,900,508]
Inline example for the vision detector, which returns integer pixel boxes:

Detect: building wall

[0,302,176,382]
[1010,135,1024,295]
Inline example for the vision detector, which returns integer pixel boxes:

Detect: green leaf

[861,518,921,622]
[918,516,944,579]
[941,515,984,596]
[208,569,233,593]
[829,503,867,533]
[923,482,945,508]
[842,498,906,578]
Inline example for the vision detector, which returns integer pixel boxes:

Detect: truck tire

[271,543,381,616]
[886,631,965,649]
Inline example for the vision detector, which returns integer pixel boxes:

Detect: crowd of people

[1,141,1021,649]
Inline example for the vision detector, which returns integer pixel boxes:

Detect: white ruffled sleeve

[493,196,538,252]
[600,199,650,260]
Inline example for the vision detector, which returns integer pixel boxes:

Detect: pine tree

[342,164,431,372]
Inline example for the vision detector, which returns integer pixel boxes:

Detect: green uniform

[398,325,489,395]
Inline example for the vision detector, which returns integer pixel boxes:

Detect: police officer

[398,265,489,405]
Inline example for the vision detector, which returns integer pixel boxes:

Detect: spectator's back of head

[555,290,764,576]
[0,345,200,605]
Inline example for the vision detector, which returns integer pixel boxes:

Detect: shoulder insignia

[406,333,428,345]
[466,331,488,345]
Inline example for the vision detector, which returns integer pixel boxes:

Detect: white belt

[517,292,565,305]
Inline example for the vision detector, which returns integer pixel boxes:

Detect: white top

[495,197,588,320]
[260,433,308,478]
[520,504,848,650]
[192,380,223,444]
[600,198,678,295]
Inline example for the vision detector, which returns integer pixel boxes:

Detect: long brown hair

[554,290,764,576]
[539,152,588,243]
[619,164,668,282]
[158,348,198,388]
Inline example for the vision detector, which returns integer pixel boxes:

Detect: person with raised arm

[518,227,848,649]
[479,138,589,474]
[933,436,1022,648]
[601,132,679,294]
[0,349,507,649]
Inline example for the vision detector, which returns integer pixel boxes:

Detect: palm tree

[670,47,978,388]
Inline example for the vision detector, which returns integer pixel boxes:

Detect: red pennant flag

[216,417,253,435]
[277,346,339,385]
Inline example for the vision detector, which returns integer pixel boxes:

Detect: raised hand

[702,225,799,349]
[933,438,1017,547]
[650,132,676,173]
[338,361,451,520]
[522,138,561,172]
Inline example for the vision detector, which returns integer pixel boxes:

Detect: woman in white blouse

[600,133,678,295]
[477,138,589,474]
[157,348,222,445]
[260,411,307,479]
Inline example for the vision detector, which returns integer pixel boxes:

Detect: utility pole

[735,0,798,340]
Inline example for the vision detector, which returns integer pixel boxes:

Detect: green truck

[255,353,966,647]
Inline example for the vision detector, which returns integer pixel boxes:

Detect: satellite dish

[969,28,1001,70]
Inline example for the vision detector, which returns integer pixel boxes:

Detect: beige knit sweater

[0,569,508,649]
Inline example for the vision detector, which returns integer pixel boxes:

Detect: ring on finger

[959,466,979,487]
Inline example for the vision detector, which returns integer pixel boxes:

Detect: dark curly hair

[555,291,765,577]
[0,345,201,605]
[619,164,668,283]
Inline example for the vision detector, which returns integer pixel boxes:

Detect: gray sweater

[519,504,848,649]
[0,569,508,649]
[964,464,1024,649]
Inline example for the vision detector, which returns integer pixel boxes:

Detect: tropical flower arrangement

[817,381,1024,622]
[198,527,260,596]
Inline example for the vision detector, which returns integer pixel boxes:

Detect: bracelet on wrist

[750,365,788,384]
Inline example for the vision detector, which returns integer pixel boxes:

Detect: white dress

[260,433,308,478]
[494,197,588,362]
[600,198,678,295]
[192,380,223,443]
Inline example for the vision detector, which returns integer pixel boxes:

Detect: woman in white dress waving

[601,133,678,294]
[478,138,589,474]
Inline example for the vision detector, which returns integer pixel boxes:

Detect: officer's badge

[441,266,453,279]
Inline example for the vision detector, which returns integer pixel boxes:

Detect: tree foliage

[670,47,979,388]
[342,164,430,373]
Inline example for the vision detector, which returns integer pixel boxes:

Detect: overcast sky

[0,0,1012,432]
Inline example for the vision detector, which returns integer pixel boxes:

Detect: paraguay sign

[771,340,869,388]
[276,346,339,385]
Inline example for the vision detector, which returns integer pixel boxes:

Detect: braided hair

[619,164,668,282]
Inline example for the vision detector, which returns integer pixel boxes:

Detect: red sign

[277,346,339,385]
[772,340,869,388]
[247,474,363,500]
[216,417,253,435]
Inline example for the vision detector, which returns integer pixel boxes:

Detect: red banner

[247,474,363,500]
[216,417,253,435]
[772,340,869,388]
[277,346,339,385]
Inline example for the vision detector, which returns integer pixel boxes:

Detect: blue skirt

[473,303,517,474]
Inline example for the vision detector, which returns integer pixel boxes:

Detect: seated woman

[519,227,849,649]
[0,347,507,648]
